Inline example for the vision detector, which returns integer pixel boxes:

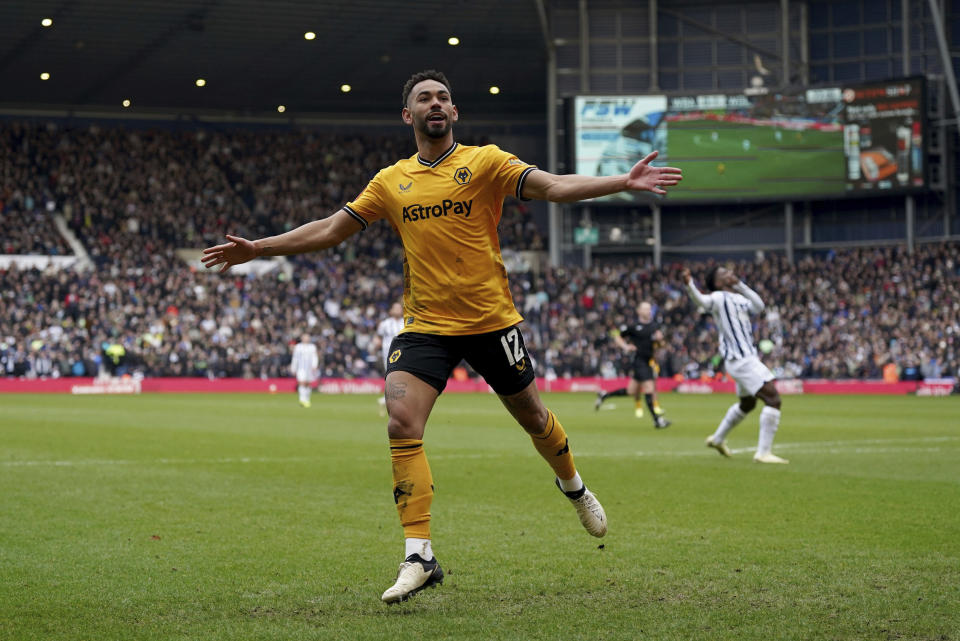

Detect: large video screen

[572,78,926,203]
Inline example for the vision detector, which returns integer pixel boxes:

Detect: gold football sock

[530,410,577,481]
[389,438,434,540]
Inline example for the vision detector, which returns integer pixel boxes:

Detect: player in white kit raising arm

[681,266,788,464]
[290,334,319,408]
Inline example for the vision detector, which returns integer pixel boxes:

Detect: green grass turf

[1,392,957,640]
[666,119,846,200]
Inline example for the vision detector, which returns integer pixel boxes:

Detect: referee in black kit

[595,301,671,429]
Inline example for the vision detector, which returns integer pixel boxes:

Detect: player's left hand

[625,151,683,195]
[201,234,258,273]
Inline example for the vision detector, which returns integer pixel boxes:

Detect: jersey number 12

[500,328,525,365]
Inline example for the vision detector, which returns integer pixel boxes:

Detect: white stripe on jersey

[712,291,758,360]
[377,317,406,363]
[291,343,318,371]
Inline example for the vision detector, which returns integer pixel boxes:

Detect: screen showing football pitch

[572,77,926,204]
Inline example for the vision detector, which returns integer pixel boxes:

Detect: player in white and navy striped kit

[376,302,406,416]
[377,302,406,368]
[682,266,788,464]
[290,334,319,408]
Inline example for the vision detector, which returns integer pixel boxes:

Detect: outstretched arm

[201,209,363,273]
[521,150,682,202]
[612,332,636,352]
[733,281,765,313]
[681,267,713,310]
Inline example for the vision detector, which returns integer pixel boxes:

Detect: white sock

[557,471,583,493]
[757,406,781,455]
[298,385,310,403]
[405,537,433,561]
[712,403,746,442]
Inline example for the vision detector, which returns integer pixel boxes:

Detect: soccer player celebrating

[290,334,319,408]
[595,301,671,429]
[202,70,683,603]
[681,266,788,464]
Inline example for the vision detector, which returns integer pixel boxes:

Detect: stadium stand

[1,123,73,256]
[1,121,957,383]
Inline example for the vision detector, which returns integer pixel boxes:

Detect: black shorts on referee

[632,358,658,383]
[385,324,535,396]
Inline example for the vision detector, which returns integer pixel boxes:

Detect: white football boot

[556,479,607,537]
[380,554,444,604]
[753,452,789,464]
[706,436,733,458]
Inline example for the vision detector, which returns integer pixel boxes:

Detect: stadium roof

[0,0,548,121]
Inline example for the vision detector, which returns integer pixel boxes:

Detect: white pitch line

[762,436,958,449]
[1,436,956,468]
[574,446,951,459]
[571,435,960,459]
[0,456,324,468]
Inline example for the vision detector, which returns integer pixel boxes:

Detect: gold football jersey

[344,143,536,335]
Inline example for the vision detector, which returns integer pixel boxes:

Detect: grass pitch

[1,391,957,640]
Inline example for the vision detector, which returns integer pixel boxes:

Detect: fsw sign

[579,99,635,117]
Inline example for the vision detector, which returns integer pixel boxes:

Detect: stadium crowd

[4,241,958,384]
[2,120,958,383]
[1,123,73,255]
[518,243,959,383]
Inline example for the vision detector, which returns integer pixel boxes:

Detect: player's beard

[417,111,452,139]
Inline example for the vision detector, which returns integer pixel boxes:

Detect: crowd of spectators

[2,120,958,384]
[513,243,959,383]
[4,241,958,384]
[1,122,73,255]
[3,120,513,264]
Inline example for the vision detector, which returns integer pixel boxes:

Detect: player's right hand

[680,267,692,284]
[201,234,258,273]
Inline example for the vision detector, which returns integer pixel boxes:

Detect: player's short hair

[705,266,720,292]
[402,70,452,107]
